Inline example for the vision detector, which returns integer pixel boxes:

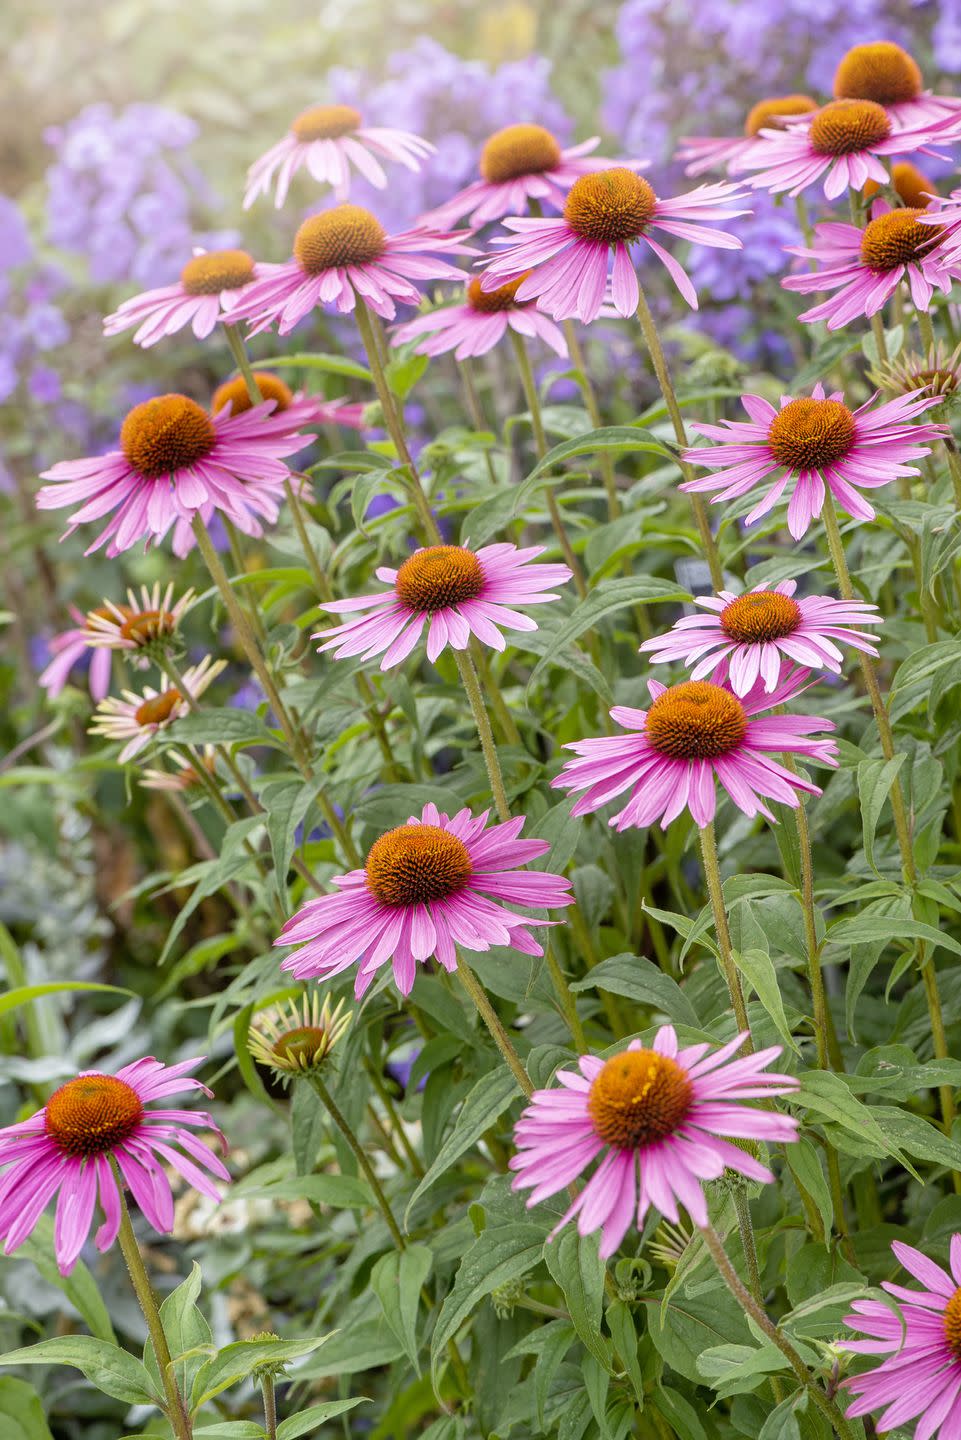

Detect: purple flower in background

[44,103,236,286]
[324,41,572,231]
[0,196,33,272]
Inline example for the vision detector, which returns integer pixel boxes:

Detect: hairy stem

[635,284,724,590]
[115,1187,192,1440]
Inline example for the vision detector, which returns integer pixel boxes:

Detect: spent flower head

[248,992,352,1082]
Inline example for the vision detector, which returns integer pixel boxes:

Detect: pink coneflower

[38,608,113,701]
[102,249,263,347]
[842,1238,961,1437]
[640,581,882,695]
[678,94,817,177]
[37,394,312,556]
[315,542,571,668]
[211,371,365,432]
[734,99,948,201]
[680,383,947,537]
[141,746,218,793]
[510,1027,798,1259]
[224,206,474,333]
[552,668,837,830]
[479,169,750,320]
[392,275,568,359]
[243,105,434,210]
[89,656,226,762]
[0,1057,228,1276]
[423,125,648,229]
[782,210,961,330]
[82,582,194,667]
[833,42,961,132]
[275,802,573,998]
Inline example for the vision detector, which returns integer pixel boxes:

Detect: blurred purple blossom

[0,196,33,272]
[44,102,237,286]
[326,39,572,230]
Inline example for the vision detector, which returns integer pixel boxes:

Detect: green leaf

[404,1065,518,1224]
[190,1336,331,1412]
[544,1229,611,1369]
[570,952,699,1028]
[276,1399,370,1439]
[20,1217,116,1342]
[430,1224,546,1387]
[169,709,275,747]
[758,1397,802,1440]
[785,1139,833,1247]
[793,1071,917,1176]
[872,1106,961,1171]
[156,1263,211,1401]
[857,755,906,875]
[239,1174,372,1208]
[386,350,429,399]
[526,576,690,695]
[370,1244,432,1370]
[253,351,372,381]
[828,915,961,959]
[696,1341,790,1398]
[0,1378,54,1440]
[0,1338,159,1407]
[192,1425,265,1439]
[258,775,323,901]
[464,425,668,546]
[0,982,132,1018]
[732,948,799,1054]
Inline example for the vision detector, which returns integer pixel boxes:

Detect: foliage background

[4,3,961,1439]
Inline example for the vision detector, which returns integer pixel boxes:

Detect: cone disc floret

[395,546,486,612]
[563,169,657,244]
[44,1075,144,1157]
[587,1050,693,1148]
[365,824,473,906]
[480,124,562,182]
[720,591,803,643]
[744,94,817,136]
[213,372,294,416]
[467,275,530,313]
[645,681,748,760]
[860,209,942,271]
[292,104,362,142]
[767,397,856,470]
[834,42,923,105]
[120,395,217,477]
[180,249,256,295]
[293,206,387,274]
[809,99,891,155]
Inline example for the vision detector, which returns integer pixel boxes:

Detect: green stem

[698,823,751,1040]
[454,647,511,823]
[115,1187,192,1440]
[870,312,889,366]
[456,951,533,1098]
[917,306,936,353]
[307,1073,407,1251]
[261,1375,278,1440]
[364,1059,425,1178]
[460,358,501,489]
[544,940,588,1053]
[635,284,724,591]
[509,329,588,598]
[354,297,442,544]
[190,514,361,868]
[820,501,915,884]
[563,320,621,519]
[821,500,956,1147]
[700,1223,856,1440]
